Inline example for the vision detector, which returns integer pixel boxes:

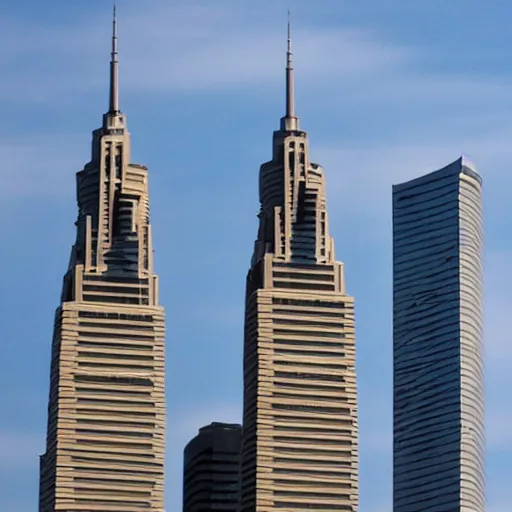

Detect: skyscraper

[239,23,359,512]
[183,422,242,512]
[38,11,165,512]
[392,157,485,511]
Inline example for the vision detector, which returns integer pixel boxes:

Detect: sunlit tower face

[238,21,359,512]
[38,10,166,512]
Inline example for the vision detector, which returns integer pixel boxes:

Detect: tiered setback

[240,105,359,510]
[39,55,166,510]
[241,260,358,511]
[392,158,484,512]
[39,302,165,511]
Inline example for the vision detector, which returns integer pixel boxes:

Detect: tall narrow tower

[392,157,485,511]
[239,22,359,512]
[38,10,166,511]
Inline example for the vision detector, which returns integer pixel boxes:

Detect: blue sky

[0,0,511,510]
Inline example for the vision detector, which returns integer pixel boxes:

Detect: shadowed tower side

[183,423,242,512]
[392,157,485,511]
[38,10,166,511]
[239,21,359,512]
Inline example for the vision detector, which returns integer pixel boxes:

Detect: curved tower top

[392,157,485,511]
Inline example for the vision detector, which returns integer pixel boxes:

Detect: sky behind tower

[0,1,511,511]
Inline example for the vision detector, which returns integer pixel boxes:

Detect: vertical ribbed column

[459,171,485,511]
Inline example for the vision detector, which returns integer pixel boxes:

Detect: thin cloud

[121,26,410,92]
[1,0,510,114]
[319,128,512,220]
[0,3,408,101]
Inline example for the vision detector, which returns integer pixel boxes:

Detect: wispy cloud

[122,24,409,93]
[2,0,506,114]
[319,127,512,220]
[0,2,411,101]
[2,0,511,207]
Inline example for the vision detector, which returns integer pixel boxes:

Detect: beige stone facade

[239,25,359,512]
[39,12,165,511]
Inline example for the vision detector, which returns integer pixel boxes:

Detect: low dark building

[183,422,242,512]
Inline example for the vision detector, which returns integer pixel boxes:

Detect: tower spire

[286,12,294,119]
[281,11,299,131]
[109,4,120,114]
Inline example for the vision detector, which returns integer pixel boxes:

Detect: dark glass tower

[393,157,485,511]
[183,423,241,512]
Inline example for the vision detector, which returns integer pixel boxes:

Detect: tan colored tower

[38,10,165,511]
[239,23,359,512]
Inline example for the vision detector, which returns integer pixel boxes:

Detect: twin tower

[38,10,485,512]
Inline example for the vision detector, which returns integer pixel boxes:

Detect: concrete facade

[392,157,485,511]
[38,12,165,511]
[239,24,359,512]
[183,423,241,512]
